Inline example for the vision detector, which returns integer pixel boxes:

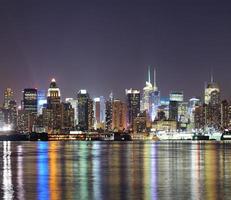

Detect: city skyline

[0,68,227,104]
[0,1,231,102]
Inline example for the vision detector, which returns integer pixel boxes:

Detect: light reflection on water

[1,141,231,200]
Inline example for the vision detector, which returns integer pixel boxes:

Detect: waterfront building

[88,98,94,131]
[0,109,5,128]
[77,90,94,131]
[42,79,74,133]
[93,96,106,129]
[169,101,178,121]
[37,90,47,115]
[2,88,17,129]
[65,98,78,126]
[47,78,61,106]
[125,88,140,130]
[178,102,189,130]
[17,88,38,132]
[153,120,177,132]
[7,100,17,129]
[141,67,160,121]
[133,111,148,133]
[221,100,231,129]
[23,88,38,114]
[188,98,201,129]
[61,102,75,131]
[105,93,113,131]
[112,99,127,132]
[3,88,14,109]
[204,74,220,105]
[194,105,206,130]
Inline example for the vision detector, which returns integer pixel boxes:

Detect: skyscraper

[77,90,91,131]
[141,66,160,121]
[94,96,106,129]
[3,88,14,109]
[112,99,127,132]
[17,88,38,132]
[169,91,183,122]
[47,78,61,106]
[23,88,38,114]
[170,91,184,102]
[169,101,178,121]
[37,90,47,115]
[105,92,113,131]
[125,88,140,130]
[188,97,201,129]
[204,74,221,128]
[65,98,78,126]
[204,74,220,105]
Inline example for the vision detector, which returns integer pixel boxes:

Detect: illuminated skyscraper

[169,91,183,122]
[204,74,221,128]
[112,99,127,132]
[37,90,47,115]
[170,91,184,102]
[77,90,93,131]
[42,79,74,133]
[204,74,220,105]
[178,102,189,130]
[23,88,38,114]
[65,98,78,126]
[141,67,160,121]
[17,88,38,132]
[105,92,113,131]
[94,96,106,129]
[188,97,201,128]
[125,88,140,130]
[169,101,178,121]
[47,78,61,106]
[3,88,14,109]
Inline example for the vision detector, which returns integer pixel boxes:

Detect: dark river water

[0,141,231,200]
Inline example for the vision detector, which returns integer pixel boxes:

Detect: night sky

[0,0,231,103]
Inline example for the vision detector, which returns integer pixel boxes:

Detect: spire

[148,66,151,83]
[153,67,157,87]
[210,69,214,83]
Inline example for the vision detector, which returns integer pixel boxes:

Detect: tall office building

[77,90,91,131]
[204,74,221,128]
[178,102,189,130]
[204,74,220,105]
[88,98,94,131]
[112,99,127,132]
[141,67,160,121]
[42,79,74,133]
[23,88,38,113]
[169,101,178,121]
[3,88,14,109]
[170,91,184,102]
[125,88,140,130]
[47,78,61,106]
[188,98,201,128]
[37,90,47,115]
[17,88,37,132]
[94,96,106,129]
[65,98,78,126]
[105,93,113,131]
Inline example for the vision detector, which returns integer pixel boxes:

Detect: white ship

[152,127,222,141]
[154,130,193,140]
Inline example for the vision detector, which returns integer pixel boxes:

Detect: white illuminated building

[47,78,61,97]
[65,98,78,125]
[204,74,220,105]
[141,67,160,121]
